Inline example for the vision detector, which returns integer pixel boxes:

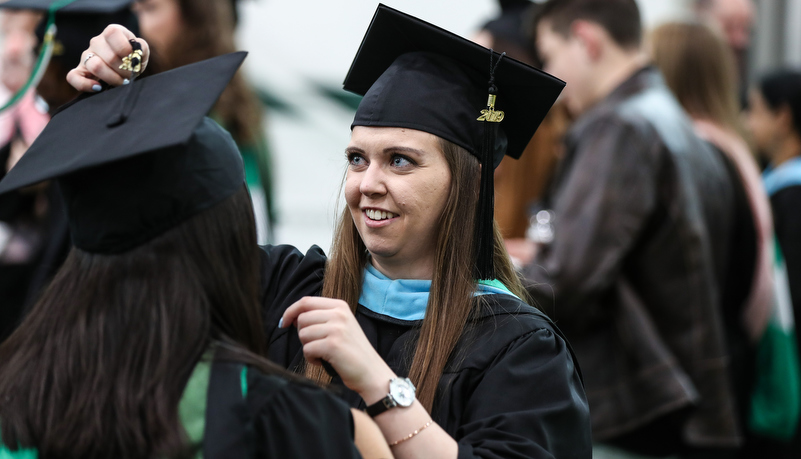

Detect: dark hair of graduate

[147,0,263,147]
[532,0,642,50]
[309,138,528,411]
[0,186,282,459]
[650,21,742,133]
[758,69,801,138]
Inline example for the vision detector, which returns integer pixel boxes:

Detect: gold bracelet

[388,420,433,447]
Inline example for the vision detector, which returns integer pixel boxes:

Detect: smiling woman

[263,6,592,458]
[67,4,592,459]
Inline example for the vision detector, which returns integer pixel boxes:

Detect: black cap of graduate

[344,4,564,280]
[0,52,248,254]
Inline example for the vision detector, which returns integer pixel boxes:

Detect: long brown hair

[309,138,526,411]
[0,187,275,458]
[650,21,742,133]
[146,0,263,145]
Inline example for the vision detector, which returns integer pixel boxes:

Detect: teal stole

[359,262,518,321]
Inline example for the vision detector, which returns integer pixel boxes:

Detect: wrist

[364,376,417,418]
[360,369,399,405]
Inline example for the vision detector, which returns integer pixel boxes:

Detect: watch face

[390,378,416,407]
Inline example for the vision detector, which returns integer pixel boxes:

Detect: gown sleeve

[248,374,363,459]
[453,327,592,459]
[259,244,327,332]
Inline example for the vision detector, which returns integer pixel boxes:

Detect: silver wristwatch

[365,377,416,417]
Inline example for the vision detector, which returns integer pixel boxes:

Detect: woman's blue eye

[348,154,365,166]
[391,155,411,167]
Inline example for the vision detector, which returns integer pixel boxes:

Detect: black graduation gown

[260,245,592,459]
[0,356,361,458]
[203,358,362,459]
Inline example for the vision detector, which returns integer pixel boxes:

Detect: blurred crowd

[0,0,800,458]
[490,0,801,458]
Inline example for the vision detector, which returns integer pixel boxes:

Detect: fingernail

[278,318,284,328]
[123,79,130,85]
[91,84,102,92]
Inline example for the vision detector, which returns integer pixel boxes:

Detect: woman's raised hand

[67,25,150,92]
[283,297,459,458]
[280,297,396,401]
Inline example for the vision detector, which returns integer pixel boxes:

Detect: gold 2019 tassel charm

[477,94,505,122]
[120,40,144,75]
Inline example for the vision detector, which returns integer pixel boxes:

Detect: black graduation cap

[0,52,249,254]
[344,4,564,280]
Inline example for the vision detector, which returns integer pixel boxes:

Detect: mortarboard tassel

[108,40,145,127]
[474,51,506,281]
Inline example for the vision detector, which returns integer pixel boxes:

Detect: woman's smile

[363,208,399,227]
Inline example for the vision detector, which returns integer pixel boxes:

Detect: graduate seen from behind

[70,5,592,458]
[0,44,390,458]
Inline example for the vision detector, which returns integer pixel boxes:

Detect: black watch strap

[366,394,397,417]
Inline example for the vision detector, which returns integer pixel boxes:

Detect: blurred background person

[694,0,755,101]
[0,6,48,343]
[473,0,569,242]
[0,8,39,95]
[0,0,138,342]
[0,7,48,174]
[133,0,275,244]
[651,20,801,459]
[473,0,536,61]
[748,68,801,457]
[513,0,743,456]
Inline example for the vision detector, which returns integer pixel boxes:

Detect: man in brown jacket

[510,0,742,456]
